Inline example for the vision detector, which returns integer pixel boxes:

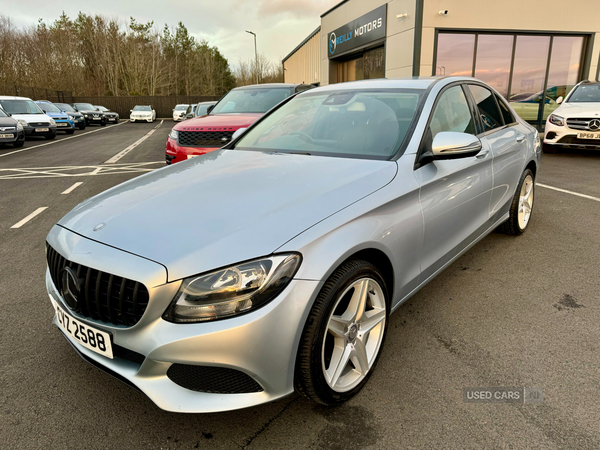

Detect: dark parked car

[54,103,86,130]
[0,107,25,148]
[94,105,119,124]
[72,103,106,126]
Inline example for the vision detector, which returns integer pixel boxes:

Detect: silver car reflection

[45,77,540,413]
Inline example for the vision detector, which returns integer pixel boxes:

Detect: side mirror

[556,96,563,104]
[130,110,133,113]
[207,105,215,114]
[231,128,247,141]
[431,132,482,159]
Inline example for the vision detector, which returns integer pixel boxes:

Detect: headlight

[169,129,179,140]
[548,114,564,126]
[16,122,23,131]
[18,119,28,127]
[163,253,301,323]
[49,118,56,126]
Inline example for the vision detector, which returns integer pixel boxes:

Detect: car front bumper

[165,137,219,164]
[0,129,25,143]
[130,117,153,122]
[544,120,600,149]
[55,120,75,131]
[46,225,321,413]
[23,125,57,137]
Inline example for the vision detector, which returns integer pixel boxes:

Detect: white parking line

[11,207,48,229]
[61,182,83,194]
[537,183,600,202]
[0,121,128,159]
[104,120,164,164]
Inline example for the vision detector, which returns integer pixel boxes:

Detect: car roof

[0,95,34,101]
[233,83,304,91]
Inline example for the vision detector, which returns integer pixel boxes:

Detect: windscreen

[211,88,293,114]
[0,100,44,115]
[133,105,151,111]
[234,89,424,159]
[55,103,74,112]
[74,103,96,111]
[174,104,188,111]
[568,84,600,102]
[39,102,61,112]
[95,106,108,111]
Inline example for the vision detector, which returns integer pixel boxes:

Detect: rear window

[234,89,424,159]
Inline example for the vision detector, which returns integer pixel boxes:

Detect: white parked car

[172,104,190,122]
[0,95,57,140]
[543,80,600,153]
[130,105,156,123]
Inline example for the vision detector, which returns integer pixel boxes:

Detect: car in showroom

[0,96,57,140]
[94,105,120,124]
[0,106,25,147]
[543,80,600,153]
[35,101,75,134]
[165,84,311,164]
[45,77,539,413]
[130,105,156,122]
[54,102,86,130]
[73,103,107,126]
[172,104,190,121]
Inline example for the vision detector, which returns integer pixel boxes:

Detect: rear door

[414,84,494,282]
[465,84,528,218]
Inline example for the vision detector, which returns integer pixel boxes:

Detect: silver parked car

[45,77,540,413]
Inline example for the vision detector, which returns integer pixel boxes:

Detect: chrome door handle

[516,134,526,143]
[476,149,490,159]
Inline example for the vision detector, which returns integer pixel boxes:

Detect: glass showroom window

[435,33,475,77]
[474,35,513,98]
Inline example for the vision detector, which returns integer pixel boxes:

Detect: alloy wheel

[518,175,534,230]
[321,277,386,392]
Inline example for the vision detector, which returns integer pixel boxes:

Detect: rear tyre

[295,259,389,406]
[497,168,535,235]
[542,143,557,154]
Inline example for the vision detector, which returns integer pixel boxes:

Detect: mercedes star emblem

[60,266,81,310]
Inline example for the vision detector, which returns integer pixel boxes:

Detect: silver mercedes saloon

[45,77,540,413]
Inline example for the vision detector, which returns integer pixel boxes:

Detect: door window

[495,94,516,125]
[467,85,503,132]
[429,86,475,140]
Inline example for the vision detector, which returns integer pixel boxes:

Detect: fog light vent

[166,364,264,393]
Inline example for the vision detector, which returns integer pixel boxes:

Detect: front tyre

[542,143,557,154]
[45,133,56,140]
[498,168,535,235]
[295,259,389,405]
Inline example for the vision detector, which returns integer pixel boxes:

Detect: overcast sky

[3,0,337,67]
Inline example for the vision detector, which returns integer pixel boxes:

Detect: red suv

[165,84,311,164]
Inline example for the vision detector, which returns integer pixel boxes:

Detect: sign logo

[329,32,336,54]
[588,119,600,130]
[60,266,81,310]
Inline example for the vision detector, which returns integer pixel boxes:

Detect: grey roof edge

[320,0,350,18]
[282,26,321,64]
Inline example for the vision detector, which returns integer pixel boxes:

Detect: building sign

[328,5,387,59]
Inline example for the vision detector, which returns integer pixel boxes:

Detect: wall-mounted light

[396,13,408,19]
[439,10,449,16]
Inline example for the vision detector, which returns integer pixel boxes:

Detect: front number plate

[57,123,68,127]
[0,133,13,138]
[93,117,101,120]
[54,303,113,358]
[577,132,600,140]
[36,128,49,132]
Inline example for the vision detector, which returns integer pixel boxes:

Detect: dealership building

[282,0,600,128]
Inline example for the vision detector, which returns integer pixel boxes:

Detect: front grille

[0,127,16,132]
[46,244,150,327]
[556,136,600,147]
[29,122,50,127]
[167,364,264,394]
[566,118,600,131]
[178,131,234,147]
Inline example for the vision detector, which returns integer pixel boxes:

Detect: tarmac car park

[2,95,600,449]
